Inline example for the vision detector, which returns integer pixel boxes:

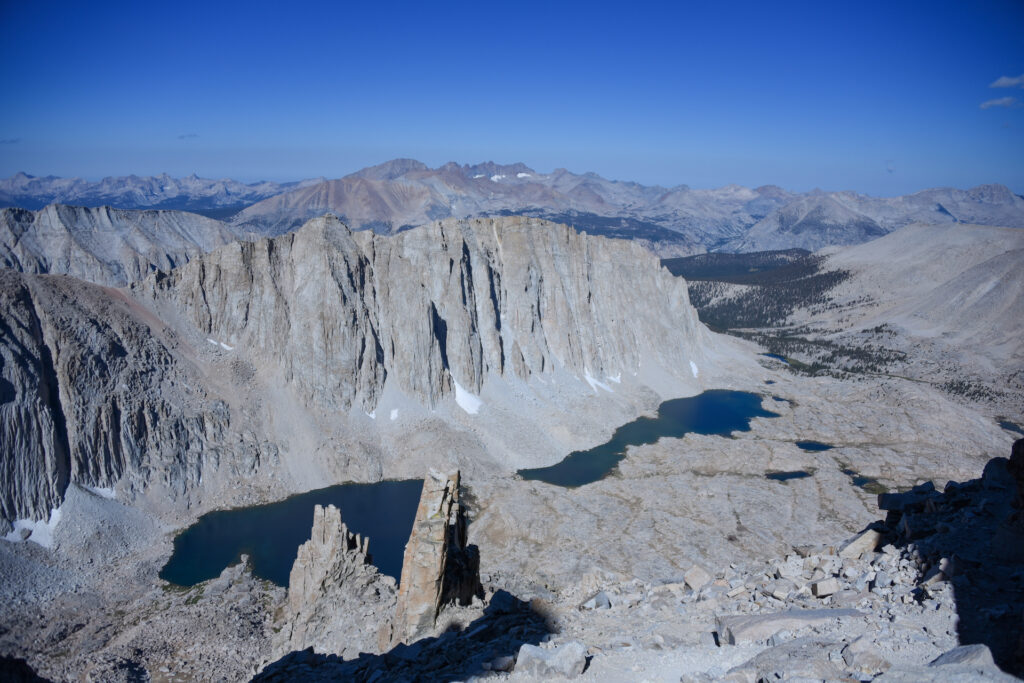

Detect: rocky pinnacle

[391,469,481,646]
[278,503,396,659]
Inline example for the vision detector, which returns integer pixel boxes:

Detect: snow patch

[390,408,399,421]
[690,361,699,378]
[516,172,532,178]
[473,174,485,179]
[84,485,115,500]
[490,174,506,182]
[219,342,234,351]
[207,338,218,346]
[366,410,376,420]
[4,507,62,548]
[584,368,613,394]
[608,373,621,383]
[453,380,482,414]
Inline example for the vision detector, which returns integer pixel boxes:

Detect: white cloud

[990,74,1024,88]
[980,97,1018,110]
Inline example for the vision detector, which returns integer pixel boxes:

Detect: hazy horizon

[2,0,1022,196]
[3,160,1023,200]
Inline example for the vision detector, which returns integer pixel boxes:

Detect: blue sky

[1,0,1022,195]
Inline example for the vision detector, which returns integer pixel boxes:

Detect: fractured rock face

[135,215,707,414]
[391,469,481,645]
[0,204,239,287]
[0,270,270,528]
[279,504,396,659]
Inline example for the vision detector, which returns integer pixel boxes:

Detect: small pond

[766,470,813,482]
[160,479,423,587]
[999,419,1024,437]
[842,468,888,494]
[795,440,833,452]
[761,353,789,364]
[518,390,779,488]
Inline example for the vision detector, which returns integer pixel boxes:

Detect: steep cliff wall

[136,215,707,413]
[0,270,273,530]
[0,271,70,527]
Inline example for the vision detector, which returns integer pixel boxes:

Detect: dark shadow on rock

[876,438,1024,677]
[252,590,552,682]
[0,655,54,682]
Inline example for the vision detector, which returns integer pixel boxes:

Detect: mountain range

[0,172,320,218]
[3,161,1023,256]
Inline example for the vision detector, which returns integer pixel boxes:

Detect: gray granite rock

[515,641,587,678]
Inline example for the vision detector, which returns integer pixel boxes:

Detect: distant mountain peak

[349,159,430,181]
[462,161,535,178]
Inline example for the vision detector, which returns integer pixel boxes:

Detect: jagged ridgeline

[0,205,241,287]
[1,215,708,528]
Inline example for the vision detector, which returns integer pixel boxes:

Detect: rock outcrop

[136,214,707,414]
[0,205,239,286]
[390,470,481,645]
[278,504,396,659]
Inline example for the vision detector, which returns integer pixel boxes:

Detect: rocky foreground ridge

[0,439,1020,681]
[254,441,1024,682]
[1,215,706,530]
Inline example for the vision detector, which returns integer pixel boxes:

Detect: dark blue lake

[518,390,779,488]
[795,440,833,451]
[159,479,423,587]
[766,470,813,482]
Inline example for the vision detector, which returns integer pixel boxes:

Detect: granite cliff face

[136,215,707,414]
[1,215,707,529]
[0,204,238,286]
[0,269,274,530]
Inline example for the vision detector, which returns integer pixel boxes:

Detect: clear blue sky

[1,0,1022,195]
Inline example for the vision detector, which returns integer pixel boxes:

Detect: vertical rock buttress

[390,469,481,646]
